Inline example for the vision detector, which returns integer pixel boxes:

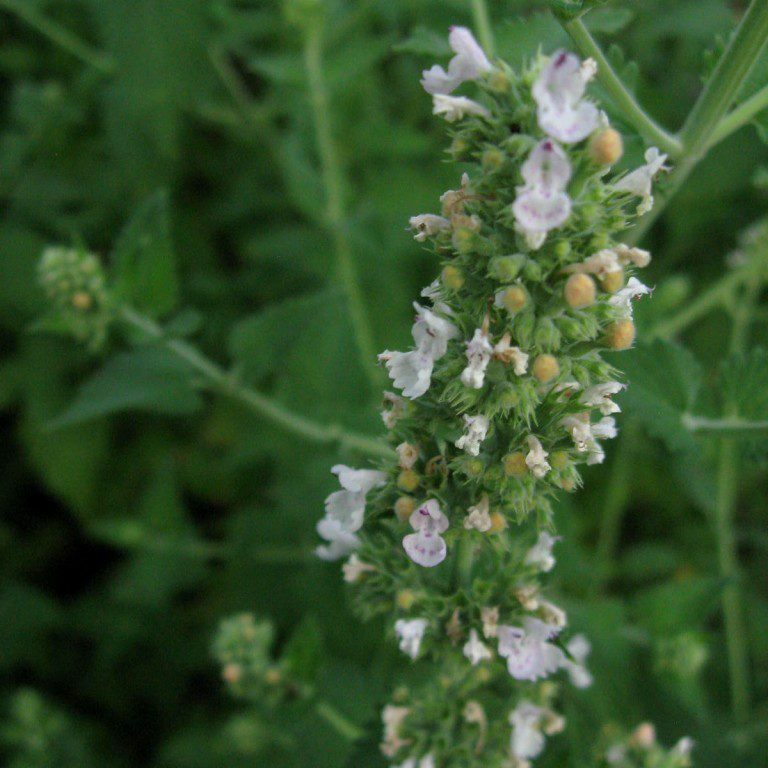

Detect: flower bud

[452,226,476,254]
[500,286,527,313]
[450,136,471,161]
[550,451,570,470]
[503,451,528,477]
[487,69,512,93]
[464,458,485,477]
[600,268,624,293]
[441,264,464,290]
[588,127,624,165]
[397,469,420,492]
[564,273,596,309]
[605,319,636,350]
[394,496,416,522]
[488,512,508,533]
[534,317,561,350]
[396,589,417,610]
[481,147,506,173]
[532,354,560,383]
[554,240,571,259]
[513,312,535,346]
[489,254,526,282]
[630,723,656,749]
[523,259,543,282]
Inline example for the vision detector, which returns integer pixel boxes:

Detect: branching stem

[119,307,393,460]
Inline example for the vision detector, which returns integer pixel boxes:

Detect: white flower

[592,416,618,440]
[561,413,593,452]
[342,553,376,583]
[614,243,652,268]
[381,704,411,758]
[421,26,491,95]
[408,213,450,242]
[394,618,428,659]
[497,618,564,681]
[411,302,459,359]
[509,701,547,760]
[379,349,434,399]
[513,140,572,248]
[539,600,568,629]
[493,332,529,375]
[432,93,490,122]
[315,465,387,561]
[525,435,551,478]
[614,147,669,215]
[455,414,490,456]
[576,248,622,279]
[532,50,599,143]
[609,276,653,318]
[381,391,405,429]
[461,328,493,389]
[672,737,695,758]
[397,442,419,469]
[403,499,449,567]
[581,381,624,415]
[420,279,442,301]
[525,531,559,572]
[562,634,593,688]
[439,172,472,216]
[464,494,492,532]
[463,628,492,665]
[394,756,435,768]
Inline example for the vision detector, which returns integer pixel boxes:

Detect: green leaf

[49,347,202,428]
[393,26,451,57]
[585,8,634,34]
[633,576,724,634]
[110,190,179,317]
[614,339,703,451]
[282,616,323,685]
[721,347,768,420]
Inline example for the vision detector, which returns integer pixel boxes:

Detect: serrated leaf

[49,347,202,428]
[614,339,703,451]
[110,190,179,317]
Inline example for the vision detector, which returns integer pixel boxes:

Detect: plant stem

[470,0,495,57]
[118,307,394,460]
[708,84,768,148]
[302,26,379,389]
[315,701,364,741]
[682,414,768,436]
[561,17,682,157]
[0,0,115,75]
[680,0,768,160]
[712,252,763,723]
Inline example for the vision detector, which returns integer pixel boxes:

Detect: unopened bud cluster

[314,28,689,768]
[37,246,111,349]
[596,723,694,768]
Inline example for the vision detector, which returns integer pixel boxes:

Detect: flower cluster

[596,723,694,768]
[316,29,684,767]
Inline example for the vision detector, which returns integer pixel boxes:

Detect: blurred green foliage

[0,1,767,766]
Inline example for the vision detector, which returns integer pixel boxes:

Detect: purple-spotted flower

[421,26,491,95]
[403,499,449,567]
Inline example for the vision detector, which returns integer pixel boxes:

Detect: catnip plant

[313,29,692,768]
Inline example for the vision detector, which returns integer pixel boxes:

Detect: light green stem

[708,84,768,148]
[119,307,393,460]
[470,0,495,57]
[561,17,682,157]
[682,414,768,436]
[0,0,115,74]
[315,701,364,741]
[302,27,379,388]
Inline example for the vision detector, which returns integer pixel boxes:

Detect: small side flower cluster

[316,29,686,768]
[596,723,694,768]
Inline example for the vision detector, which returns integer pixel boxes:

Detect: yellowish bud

[487,69,511,93]
[606,319,636,350]
[503,451,528,477]
[394,496,416,522]
[550,451,570,470]
[481,147,505,172]
[222,663,242,684]
[588,127,624,165]
[500,286,527,313]
[441,264,464,291]
[71,291,93,311]
[600,268,624,294]
[397,469,420,492]
[264,668,282,686]
[532,354,560,383]
[396,589,416,610]
[564,273,596,309]
[559,477,576,492]
[488,512,508,533]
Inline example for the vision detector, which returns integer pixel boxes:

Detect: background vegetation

[0,1,766,766]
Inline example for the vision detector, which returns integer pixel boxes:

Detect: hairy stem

[302,26,379,388]
[470,0,495,57]
[561,17,682,157]
[682,414,768,436]
[0,0,115,74]
[315,701,365,741]
[119,307,393,459]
